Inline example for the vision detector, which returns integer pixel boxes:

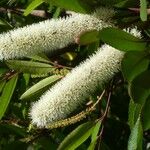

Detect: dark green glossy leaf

[6,60,54,75]
[51,0,92,13]
[129,70,150,104]
[99,27,146,52]
[142,96,150,130]
[128,117,143,150]
[20,75,62,99]
[58,121,95,150]
[0,75,18,119]
[122,51,149,82]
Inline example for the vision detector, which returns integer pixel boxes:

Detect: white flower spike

[30,27,141,128]
[30,45,124,128]
[0,7,115,60]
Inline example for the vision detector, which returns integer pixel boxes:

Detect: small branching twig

[97,81,113,149]
[47,90,106,129]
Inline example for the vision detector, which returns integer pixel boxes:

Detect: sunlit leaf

[140,0,147,21]
[24,0,44,16]
[128,117,143,150]
[61,52,77,61]
[20,75,61,99]
[0,75,18,119]
[128,99,142,129]
[88,121,101,150]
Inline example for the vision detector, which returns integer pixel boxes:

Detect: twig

[0,7,48,18]
[129,8,150,15]
[97,82,113,150]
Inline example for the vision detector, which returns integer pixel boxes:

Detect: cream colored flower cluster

[0,7,114,60]
[0,6,141,128]
[30,45,124,127]
[30,27,141,128]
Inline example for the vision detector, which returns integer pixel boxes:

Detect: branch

[0,7,48,18]
[128,8,150,15]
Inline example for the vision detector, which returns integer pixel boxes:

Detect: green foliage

[0,75,18,119]
[78,27,147,51]
[50,0,92,13]
[128,117,143,150]
[20,75,62,99]
[140,0,147,21]
[88,121,101,150]
[77,30,99,45]
[142,97,150,130]
[24,0,45,16]
[122,51,149,82]
[129,70,150,104]
[58,121,95,150]
[6,60,54,75]
[99,27,147,52]
[0,0,150,149]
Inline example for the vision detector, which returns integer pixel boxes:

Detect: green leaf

[99,27,146,52]
[51,0,92,13]
[88,121,101,150]
[58,121,95,150]
[122,51,149,82]
[20,75,62,99]
[0,80,6,93]
[128,117,143,150]
[24,0,44,16]
[53,7,61,18]
[114,0,139,8]
[0,124,27,137]
[6,60,54,75]
[0,18,13,28]
[114,0,129,7]
[0,75,18,119]
[129,70,150,104]
[23,73,30,87]
[142,96,150,130]
[27,53,50,63]
[140,0,147,21]
[128,99,142,129]
[77,30,99,45]
[61,52,77,61]
[0,68,8,76]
